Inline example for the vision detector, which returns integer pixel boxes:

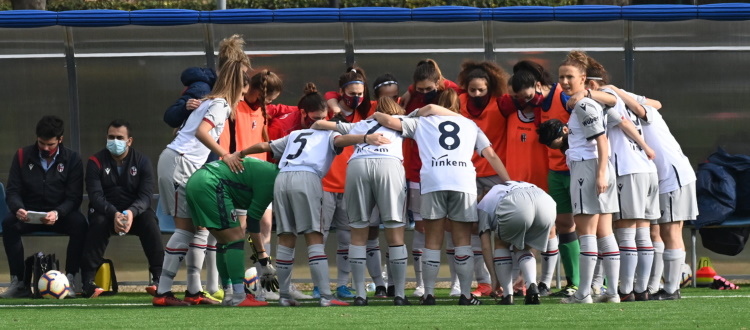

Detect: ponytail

[511,60,553,92]
[413,59,444,90]
[338,66,371,119]
[298,82,326,113]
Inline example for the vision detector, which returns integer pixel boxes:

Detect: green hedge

[0,0,578,12]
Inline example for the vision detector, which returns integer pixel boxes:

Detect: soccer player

[606,86,697,300]
[153,61,248,306]
[537,51,620,304]
[185,157,278,307]
[478,181,556,305]
[314,96,410,306]
[371,103,511,306]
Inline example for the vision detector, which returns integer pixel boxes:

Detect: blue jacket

[163,67,217,128]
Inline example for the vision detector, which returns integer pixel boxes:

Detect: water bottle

[118,211,128,236]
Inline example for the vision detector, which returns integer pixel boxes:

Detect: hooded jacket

[163,67,217,128]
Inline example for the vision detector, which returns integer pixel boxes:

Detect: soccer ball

[680,263,693,288]
[38,270,70,299]
[244,267,259,295]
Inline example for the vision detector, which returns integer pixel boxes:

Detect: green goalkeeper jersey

[199,157,279,221]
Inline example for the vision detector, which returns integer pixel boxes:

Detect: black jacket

[86,147,154,219]
[6,144,84,216]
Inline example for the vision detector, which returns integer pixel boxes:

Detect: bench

[688,217,750,287]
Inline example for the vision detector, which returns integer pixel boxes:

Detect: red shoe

[145,285,157,297]
[184,291,220,305]
[471,283,492,297]
[238,294,269,307]
[153,291,190,306]
[320,297,349,306]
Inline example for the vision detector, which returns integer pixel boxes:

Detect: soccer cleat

[618,290,635,302]
[0,276,32,299]
[353,296,368,306]
[420,294,436,305]
[184,291,220,305]
[595,293,621,303]
[634,290,649,301]
[498,295,514,305]
[537,282,551,297]
[449,282,461,297]
[551,284,577,297]
[312,286,321,299]
[66,273,82,297]
[145,285,157,297]
[152,291,190,306]
[387,285,395,297]
[202,291,223,303]
[652,289,681,301]
[82,281,104,299]
[236,293,269,307]
[413,285,425,297]
[525,283,541,305]
[471,283,492,297]
[394,296,411,306]
[458,294,482,305]
[560,293,593,304]
[262,288,280,301]
[279,297,301,307]
[711,276,740,290]
[374,286,388,298]
[289,285,313,300]
[335,285,356,299]
[591,286,603,299]
[320,296,349,306]
[209,289,225,301]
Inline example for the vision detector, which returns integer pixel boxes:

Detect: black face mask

[421,89,438,104]
[38,143,59,159]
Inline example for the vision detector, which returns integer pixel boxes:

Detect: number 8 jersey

[401,115,492,195]
[269,129,342,178]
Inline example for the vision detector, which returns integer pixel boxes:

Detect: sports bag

[94,259,119,296]
[24,252,60,299]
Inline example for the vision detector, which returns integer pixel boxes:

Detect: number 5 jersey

[269,129,342,178]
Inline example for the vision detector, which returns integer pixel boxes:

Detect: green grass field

[0,288,748,329]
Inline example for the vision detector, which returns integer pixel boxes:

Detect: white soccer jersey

[270,129,341,179]
[401,115,492,194]
[565,98,608,162]
[477,181,536,234]
[337,119,404,162]
[641,104,696,193]
[167,98,231,168]
[601,88,657,176]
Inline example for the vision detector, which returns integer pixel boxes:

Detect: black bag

[700,226,750,256]
[706,148,750,216]
[24,252,61,299]
[695,162,736,229]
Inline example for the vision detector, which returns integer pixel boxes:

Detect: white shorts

[655,182,698,224]
[273,171,324,235]
[615,172,660,220]
[421,191,478,222]
[477,175,503,197]
[408,181,422,217]
[344,158,407,229]
[495,187,556,251]
[157,148,199,218]
[322,191,349,232]
[569,158,619,216]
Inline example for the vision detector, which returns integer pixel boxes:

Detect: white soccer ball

[38,270,70,299]
[680,263,693,288]
[244,267,259,295]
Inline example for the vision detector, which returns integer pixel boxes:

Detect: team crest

[130,166,137,176]
[28,164,34,170]
[89,208,95,214]
[105,168,111,175]
[57,163,64,173]
[521,133,527,143]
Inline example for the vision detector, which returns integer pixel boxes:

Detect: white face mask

[106,139,127,156]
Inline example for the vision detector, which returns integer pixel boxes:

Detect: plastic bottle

[118,210,128,236]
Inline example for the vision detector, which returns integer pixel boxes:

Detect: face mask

[107,139,128,156]
[421,89,438,104]
[38,143,58,159]
[303,115,317,128]
[342,94,362,110]
[467,94,490,117]
[527,91,545,107]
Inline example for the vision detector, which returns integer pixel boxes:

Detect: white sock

[446,232,458,287]
[348,244,367,299]
[649,241,665,293]
[635,227,654,293]
[515,250,537,288]
[185,229,208,294]
[454,245,474,298]
[471,235,490,284]
[388,245,408,298]
[336,230,351,287]
[157,229,192,295]
[308,244,333,298]
[205,234,219,294]
[366,239,386,287]
[663,249,685,294]
[576,235,598,299]
[276,245,295,297]
[386,252,393,287]
[412,231,425,288]
[510,246,521,285]
[541,237,559,285]
[494,248,513,297]
[422,249,441,296]
[592,258,604,290]
[616,227,637,294]
[599,234,620,296]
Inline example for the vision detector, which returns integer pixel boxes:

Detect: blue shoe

[312,286,321,299]
[336,285,356,299]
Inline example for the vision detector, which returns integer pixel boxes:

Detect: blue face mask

[106,139,128,156]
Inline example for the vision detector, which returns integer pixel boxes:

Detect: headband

[374,80,398,90]
[587,77,603,81]
[342,80,365,88]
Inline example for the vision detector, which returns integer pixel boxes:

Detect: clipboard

[25,211,48,224]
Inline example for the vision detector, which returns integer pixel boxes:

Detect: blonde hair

[205,61,247,120]
[436,89,459,113]
[217,34,251,70]
[376,96,404,116]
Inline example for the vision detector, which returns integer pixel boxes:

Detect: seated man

[2,115,87,298]
[81,120,163,298]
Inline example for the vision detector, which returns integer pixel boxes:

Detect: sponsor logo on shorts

[618,183,623,192]
[431,154,468,167]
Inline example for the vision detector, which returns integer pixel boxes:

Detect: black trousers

[2,211,88,277]
[80,209,164,283]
